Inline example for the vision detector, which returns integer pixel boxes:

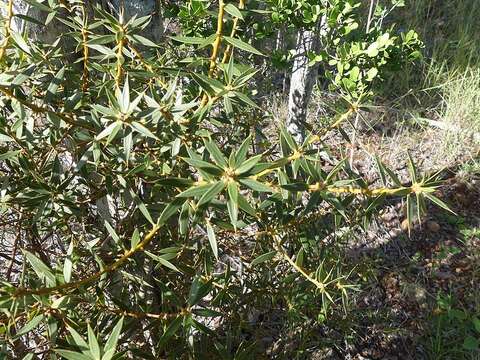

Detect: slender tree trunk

[287,23,322,144]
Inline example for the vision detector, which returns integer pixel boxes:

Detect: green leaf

[234,136,251,166]
[188,276,212,306]
[204,139,227,168]
[192,308,223,317]
[366,67,378,81]
[11,31,31,54]
[170,36,206,44]
[104,221,120,244]
[130,229,140,249]
[87,324,101,360]
[206,221,218,260]
[191,73,226,94]
[16,315,44,337]
[407,152,418,181]
[406,194,414,235]
[251,251,277,266]
[423,193,456,215]
[129,189,155,225]
[227,182,239,226]
[63,240,74,283]
[177,183,217,198]
[279,125,298,152]
[366,43,379,57]
[233,91,259,108]
[54,350,92,360]
[0,134,14,143]
[197,181,225,206]
[280,182,309,192]
[463,336,479,351]
[131,121,158,140]
[46,66,65,102]
[223,36,264,56]
[96,121,122,141]
[102,317,123,360]
[23,250,56,285]
[66,326,89,352]
[237,193,256,216]
[236,155,262,175]
[224,4,244,19]
[157,198,186,226]
[473,317,480,334]
[239,178,273,193]
[129,34,159,47]
[182,157,223,175]
[0,150,21,161]
[158,316,183,348]
[374,156,387,186]
[225,55,235,84]
[145,251,181,272]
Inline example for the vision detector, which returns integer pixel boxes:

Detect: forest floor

[244,93,480,359]
[325,113,480,359]
[311,100,480,359]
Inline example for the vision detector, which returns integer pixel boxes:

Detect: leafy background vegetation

[0,0,479,359]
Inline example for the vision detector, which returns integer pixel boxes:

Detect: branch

[13,224,161,297]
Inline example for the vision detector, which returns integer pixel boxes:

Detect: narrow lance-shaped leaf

[224,36,264,56]
[234,135,251,166]
[102,317,124,360]
[46,66,65,102]
[251,251,277,266]
[63,240,74,283]
[239,178,273,193]
[15,315,44,337]
[87,324,101,360]
[23,250,56,285]
[54,350,91,360]
[424,193,456,215]
[145,251,181,273]
[197,181,225,206]
[204,139,228,168]
[206,220,218,260]
[236,155,262,175]
[158,316,183,348]
[177,183,217,198]
[227,181,239,227]
[224,4,244,19]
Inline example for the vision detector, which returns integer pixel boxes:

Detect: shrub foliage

[0,0,447,358]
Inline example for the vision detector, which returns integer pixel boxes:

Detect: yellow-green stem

[200,0,226,107]
[273,235,326,291]
[221,0,246,64]
[0,0,14,62]
[115,37,125,88]
[14,224,161,297]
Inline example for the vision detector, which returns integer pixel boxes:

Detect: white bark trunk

[287,24,322,144]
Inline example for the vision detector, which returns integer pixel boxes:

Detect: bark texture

[287,24,321,144]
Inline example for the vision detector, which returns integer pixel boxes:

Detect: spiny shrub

[0,0,448,358]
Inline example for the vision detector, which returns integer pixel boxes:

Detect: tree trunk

[287,24,322,144]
